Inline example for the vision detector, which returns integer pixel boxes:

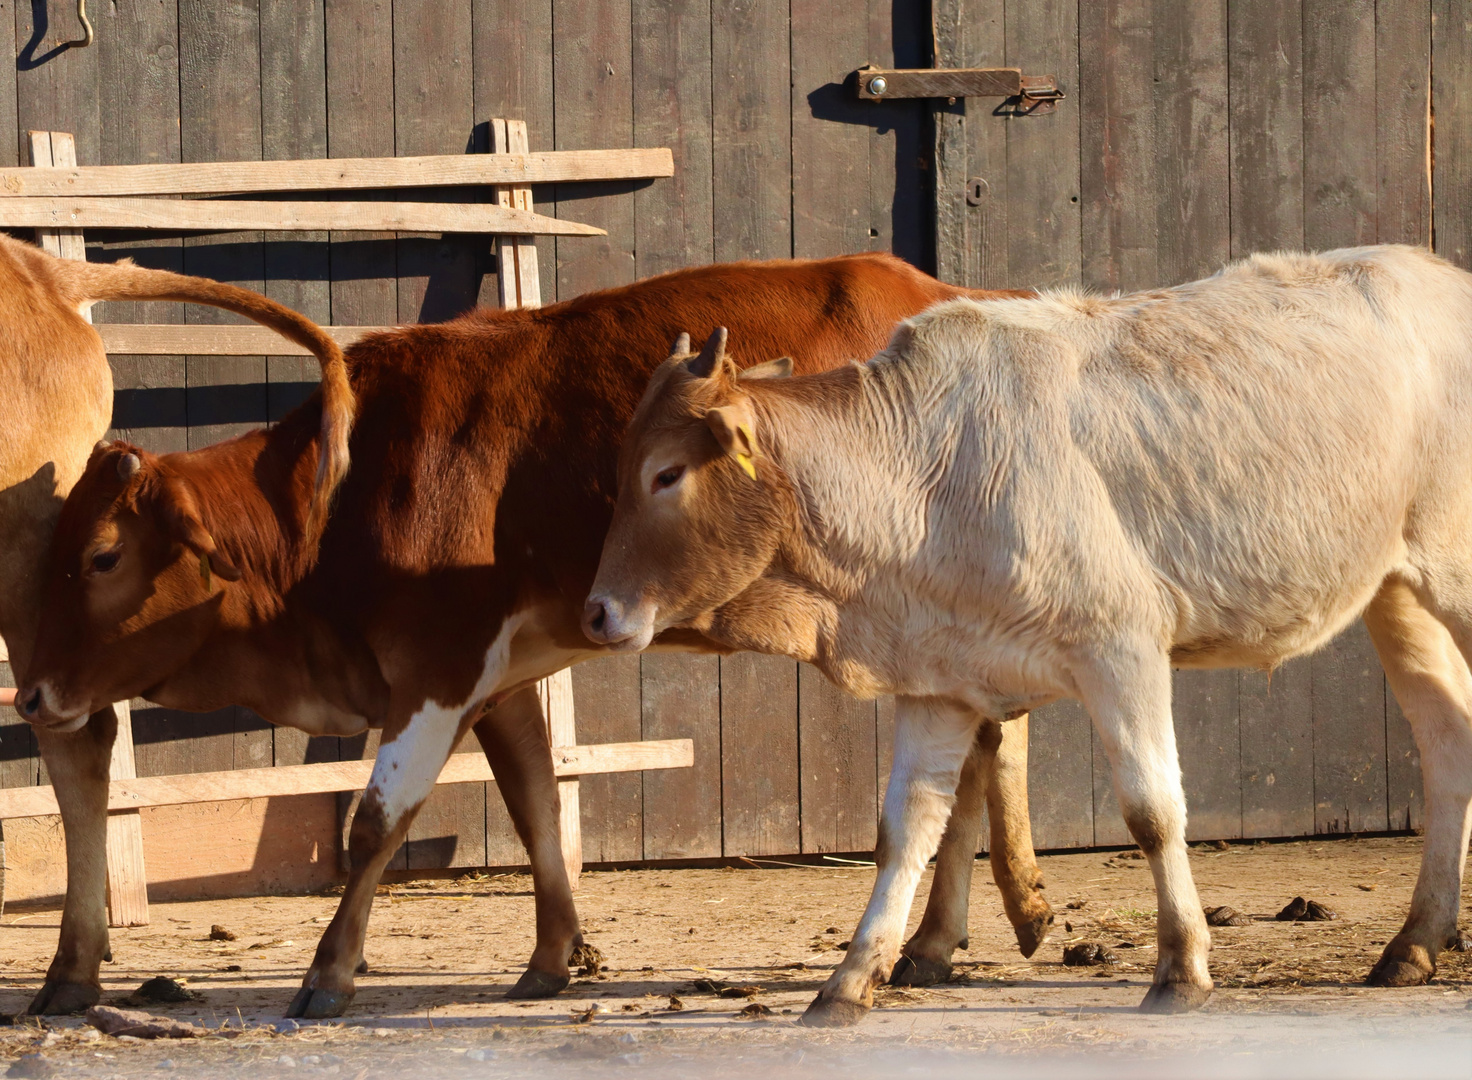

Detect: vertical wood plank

[720,654,800,856]
[1079,0,1157,293]
[798,666,878,853]
[553,0,642,864]
[1303,0,1378,249]
[13,0,101,166]
[869,0,932,267]
[791,0,871,259]
[1004,0,1082,288]
[1027,700,1093,851]
[472,0,556,305]
[569,658,643,863]
[1385,690,1424,833]
[1153,0,1230,284]
[0,0,16,168]
[631,0,714,277]
[1173,670,1241,840]
[104,701,149,927]
[1374,0,1430,248]
[640,654,721,859]
[1432,0,1472,269]
[392,0,480,325]
[324,0,399,327]
[1312,622,1389,834]
[1228,0,1304,256]
[1239,660,1316,837]
[537,671,581,883]
[711,0,791,262]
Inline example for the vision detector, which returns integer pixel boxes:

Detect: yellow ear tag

[736,422,757,479]
[199,553,212,590]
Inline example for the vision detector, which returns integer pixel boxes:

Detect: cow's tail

[53,257,354,553]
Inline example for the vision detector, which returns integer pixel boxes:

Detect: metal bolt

[868,76,887,97]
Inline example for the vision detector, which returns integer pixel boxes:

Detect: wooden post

[492,118,581,887]
[28,131,150,928]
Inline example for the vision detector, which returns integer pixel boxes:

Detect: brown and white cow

[0,232,350,1014]
[17,254,1049,1017]
[587,245,1472,1025]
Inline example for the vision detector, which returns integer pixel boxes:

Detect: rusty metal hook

[61,0,94,48]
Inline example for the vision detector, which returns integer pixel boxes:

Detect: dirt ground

[0,836,1467,1079]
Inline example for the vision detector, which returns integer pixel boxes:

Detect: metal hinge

[851,65,1064,116]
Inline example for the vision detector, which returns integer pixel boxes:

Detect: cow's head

[16,442,241,731]
[583,329,794,651]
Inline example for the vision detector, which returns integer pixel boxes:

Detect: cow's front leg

[28,708,116,1015]
[1081,647,1212,1013]
[803,696,979,1028]
[287,695,476,1020]
[471,687,583,999]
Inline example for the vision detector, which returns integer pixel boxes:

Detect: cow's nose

[582,597,612,643]
[17,685,42,720]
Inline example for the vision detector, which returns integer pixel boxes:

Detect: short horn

[686,327,728,378]
[668,332,691,359]
[117,452,141,481]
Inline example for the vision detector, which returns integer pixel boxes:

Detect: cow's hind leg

[803,696,979,1028]
[471,687,583,999]
[891,716,1050,986]
[27,710,116,1015]
[1079,645,1212,1014]
[287,696,477,1020]
[1363,579,1472,987]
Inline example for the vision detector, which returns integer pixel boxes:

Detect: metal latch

[852,66,1064,116]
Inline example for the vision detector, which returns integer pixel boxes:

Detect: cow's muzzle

[14,680,89,731]
[581,594,656,652]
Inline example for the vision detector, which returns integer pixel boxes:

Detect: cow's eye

[89,548,122,574]
[652,465,685,493]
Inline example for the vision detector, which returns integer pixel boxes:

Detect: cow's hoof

[1139,982,1211,1014]
[26,980,100,1016]
[1368,941,1434,987]
[285,987,354,1019]
[1014,910,1054,959]
[799,995,870,1028]
[888,953,952,987]
[507,968,570,1000]
[355,958,370,975]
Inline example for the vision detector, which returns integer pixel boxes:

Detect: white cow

[584,244,1472,1025]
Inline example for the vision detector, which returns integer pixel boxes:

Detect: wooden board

[0,740,694,820]
[0,148,673,197]
[1228,0,1304,256]
[1172,669,1241,841]
[103,701,148,927]
[1303,0,1377,250]
[797,665,878,854]
[1311,624,1389,834]
[1375,0,1431,248]
[0,197,604,235]
[719,654,800,857]
[711,0,791,262]
[1433,0,1472,269]
[1026,700,1093,851]
[639,654,721,860]
[1239,660,1316,839]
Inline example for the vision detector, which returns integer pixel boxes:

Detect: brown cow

[0,232,350,1014]
[18,254,1049,1018]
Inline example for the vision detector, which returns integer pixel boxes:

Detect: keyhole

[966,177,989,207]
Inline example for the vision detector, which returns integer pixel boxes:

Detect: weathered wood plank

[103,701,148,927]
[798,665,878,854]
[711,0,792,263]
[1003,0,1081,288]
[1239,660,1315,838]
[0,198,604,235]
[1027,700,1093,851]
[1079,0,1157,293]
[1312,623,1389,835]
[1432,0,1472,269]
[1153,0,1229,284]
[14,0,101,169]
[640,654,722,860]
[570,657,644,864]
[472,0,556,305]
[720,654,800,857]
[1374,0,1431,247]
[1303,0,1378,249]
[853,67,1022,100]
[96,324,387,356]
[0,149,673,197]
[0,740,696,820]
[1173,670,1241,841]
[1228,0,1304,256]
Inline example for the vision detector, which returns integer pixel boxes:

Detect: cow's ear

[705,400,760,480]
[685,326,728,378]
[153,474,243,583]
[739,356,792,381]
